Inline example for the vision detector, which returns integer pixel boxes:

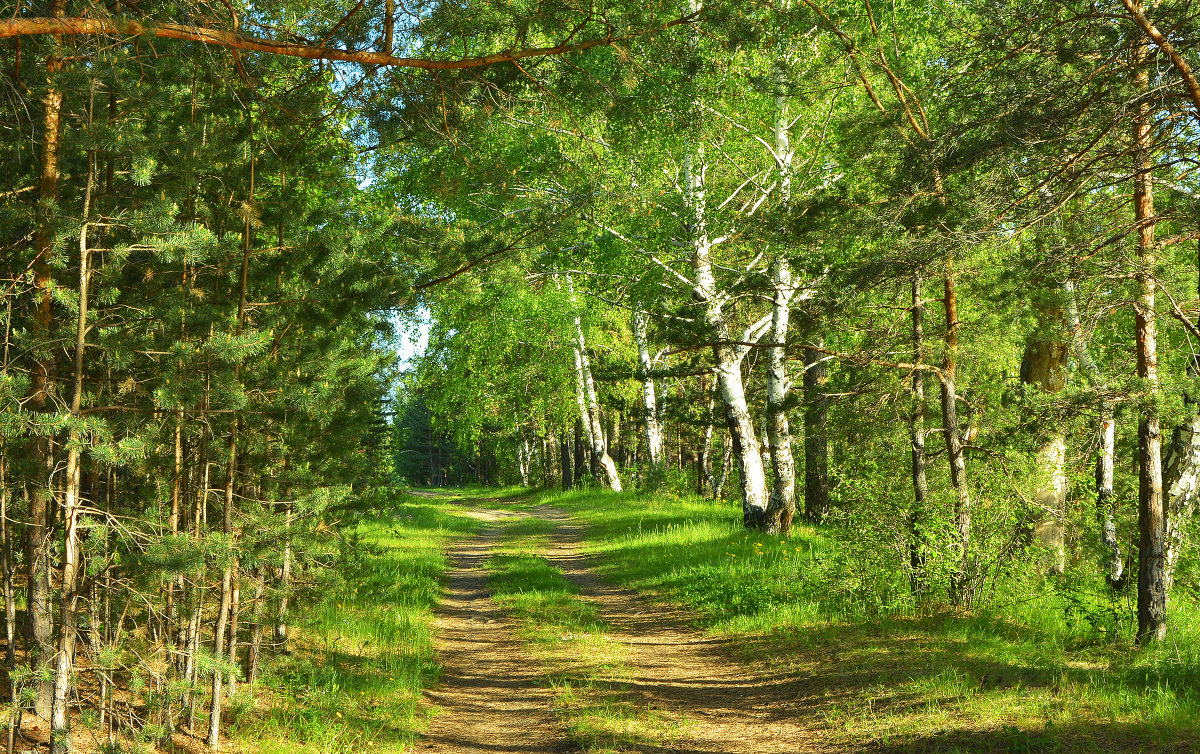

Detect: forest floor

[419,496,818,753]
[412,488,1200,754]
[209,486,1200,753]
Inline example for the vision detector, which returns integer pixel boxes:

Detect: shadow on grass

[861,720,1197,753]
[543,488,1200,753]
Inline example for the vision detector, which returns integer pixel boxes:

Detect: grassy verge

[231,489,482,753]
[486,515,686,753]
[549,487,1200,753]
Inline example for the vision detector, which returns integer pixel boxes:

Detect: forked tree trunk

[684,150,771,526]
[1131,24,1166,643]
[567,285,621,491]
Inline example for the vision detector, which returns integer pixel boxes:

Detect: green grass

[233,490,482,754]
[487,516,687,753]
[548,487,1200,753]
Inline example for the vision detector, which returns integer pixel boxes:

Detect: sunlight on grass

[547,487,1200,752]
[234,490,482,754]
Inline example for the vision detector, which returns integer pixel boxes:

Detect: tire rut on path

[420,495,819,753]
[420,507,576,753]
[531,504,819,754]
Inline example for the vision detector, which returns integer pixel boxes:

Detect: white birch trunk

[571,303,622,491]
[702,380,716,495]
[51,144,98,753]
[633,309,665,467]
[1031,436,1068,574]
[764,58,797,534]
[685,148,769,524]
[571,343,595,449]
[559,274,620,491]
[1164,413,1200,592]
[515,414,530,487]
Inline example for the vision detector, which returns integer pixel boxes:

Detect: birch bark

[684,148,770,524]
[50,139,95,754]
[764,62,797,533]
[1019,312,1068,576]
[569,296,621,491]
[633,310,665,468]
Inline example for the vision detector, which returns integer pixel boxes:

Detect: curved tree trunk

[568,295,621,491]
[50,145,96,754]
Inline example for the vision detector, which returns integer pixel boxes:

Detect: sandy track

[419,507,575,753]
[419,497,817,753]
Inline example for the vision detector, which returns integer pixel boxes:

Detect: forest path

[418,493,820,753]
[417,502,571,753]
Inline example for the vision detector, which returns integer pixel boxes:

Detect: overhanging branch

[0,13,697,70]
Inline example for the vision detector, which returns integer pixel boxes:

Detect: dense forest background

[4,0,1200,750]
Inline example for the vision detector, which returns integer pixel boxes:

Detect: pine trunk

[28,0,66,716]
[1131,24,1165,642]
[941,271,974,606]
